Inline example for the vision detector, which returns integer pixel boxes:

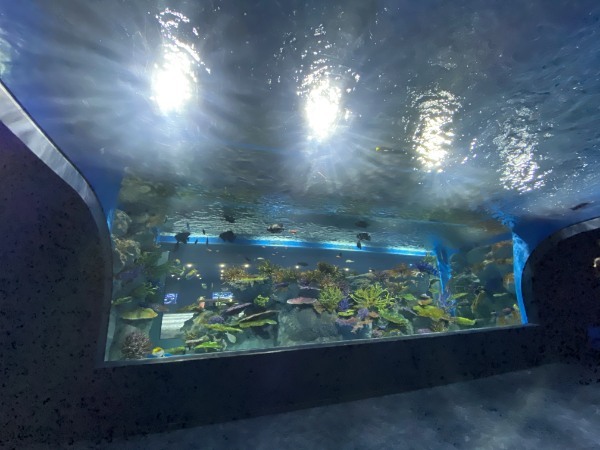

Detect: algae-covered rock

[239,319,277,328]
[278,308,338,346]
[111,210,132,238]
[112,238,141,273]
[120,307,158,320]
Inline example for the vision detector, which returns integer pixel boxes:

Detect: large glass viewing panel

[106,172,522,361]
[4,1,600,363]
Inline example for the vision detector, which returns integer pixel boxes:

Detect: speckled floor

[60,363,600,450]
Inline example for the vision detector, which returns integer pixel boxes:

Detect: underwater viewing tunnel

[2,0,600,444]
[1,0,599,365]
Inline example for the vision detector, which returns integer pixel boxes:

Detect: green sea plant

[131,282,158,300]
[254,294,271,308]
[257,260,280,277]
[350,283,393,311]
[379,310,410,328]
[318,285,344,313]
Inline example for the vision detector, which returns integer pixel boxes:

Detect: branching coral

[271,267,299,284]
[318,286,344,313]
[350,283,393,311]
[121,331,152,359]
[221,266,249,283]
[257,260,280,277]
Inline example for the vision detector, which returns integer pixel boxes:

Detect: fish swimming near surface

[356,240,362,249]
[224,214,236,223]
[175,231,191,244]
[356,232,371,241]
[267,223,285,233]
[202,229,206,235]
[355,220,369,228]
[219,230,236,242]
[571,202,591,211]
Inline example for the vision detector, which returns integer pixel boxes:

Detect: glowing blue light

[157,235,428,256]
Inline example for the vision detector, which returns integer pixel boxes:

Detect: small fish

[205,237,209,245]
[290,229,298,234]
[345,259,354,263]
[111,296,133,306]
[186,221,191,231]
[267,223,285,233]
[245,256,251,262]
[356,240,362,249]
[355,220,369,228]
[256,257,265,260]
[219,230,236,242]
[356,232,371,241]
[274,282,289,289]
[296,262,308,267]
[202,229,206,235]
[336,252,342,258]
[224,214,236,223]
[194,239,198,244]
[201,283,207,289]
[175,231,191,244]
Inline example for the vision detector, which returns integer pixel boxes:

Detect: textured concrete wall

[0,121,550,447]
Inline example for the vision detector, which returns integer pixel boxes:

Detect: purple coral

[357,308,369,321]
[208,315,225,324]
[121,331,152,359]
[337,297,351,312]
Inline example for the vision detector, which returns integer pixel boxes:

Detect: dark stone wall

[0,121,553,447]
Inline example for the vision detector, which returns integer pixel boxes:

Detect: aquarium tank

[2,0,600,363]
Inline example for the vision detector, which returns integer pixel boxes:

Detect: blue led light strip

[157,235,429,257]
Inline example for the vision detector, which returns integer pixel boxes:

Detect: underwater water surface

[0,0,599,361]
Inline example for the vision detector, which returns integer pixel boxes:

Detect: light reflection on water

[0,1,599,246]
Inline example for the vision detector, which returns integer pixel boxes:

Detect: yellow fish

[151,347,165,357]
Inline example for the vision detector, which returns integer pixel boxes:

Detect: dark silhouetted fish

[356,240,362,249]
[219,230,236,242]
[186,221,190,231]
[296,262,308,267]
[194,239,198,244]
[356,232,371,241]
[355,220,369,228]
[571,202,591,211]
[205,237,209,245]
[202,229,206,235]
[267,223,285,233]
[245,256,251,262]
[175,232,191,244]
[224,214,236,223]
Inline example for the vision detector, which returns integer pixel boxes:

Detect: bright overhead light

[305,79,341,141]
[151,49,195,114]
